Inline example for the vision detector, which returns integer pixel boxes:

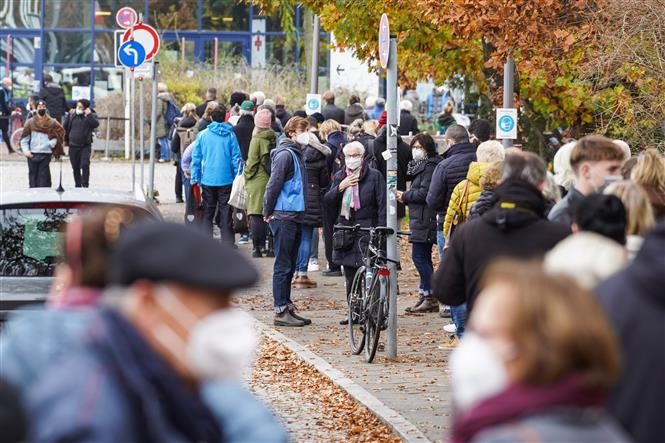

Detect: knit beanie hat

[254,109,272,129]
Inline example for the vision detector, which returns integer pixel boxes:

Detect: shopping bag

[228,166,247,210]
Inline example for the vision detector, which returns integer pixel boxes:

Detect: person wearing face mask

[396,134,442,313]
[263,116,311,327]
[63,99,99,188]
[24,222,288,443]
[448,260,630,443]
[19,100,65,188]
[324,141,386,324]
[548,135,625,225]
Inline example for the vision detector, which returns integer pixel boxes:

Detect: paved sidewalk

[237,241,454,443]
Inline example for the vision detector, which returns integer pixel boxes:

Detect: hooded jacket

[155,92,175,138]
[63,109,99,147]
[244,129,276,216]
[443,162,489,237]
[433,180,571,311]
[595,222,665,443]
[39,83,68,121]
[344,103,367,125]
[263,139,307,222]
[233,114,255,161]
[403,156,442,243]
[302,134,331,227]
[190,122,242,187]
[275,106,291,127]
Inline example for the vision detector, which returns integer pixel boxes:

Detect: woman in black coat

[397,134,441,313]
[293,133,331,289]
[324,141,386,323]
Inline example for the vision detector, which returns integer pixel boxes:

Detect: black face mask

[37,109,46,116]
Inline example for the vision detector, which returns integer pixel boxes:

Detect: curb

[253,319,433,443]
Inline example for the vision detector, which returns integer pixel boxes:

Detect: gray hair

[501,152,547,188]
[343,141,365,156]
[444,124,469,144]
[476,140,505,163]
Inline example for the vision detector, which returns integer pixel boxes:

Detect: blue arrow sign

[118,41,146,68]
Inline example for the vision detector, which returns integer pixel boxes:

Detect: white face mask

[152,287,257,381]
[450,332,509,412]
[296,132,310,146]
[75,109,84,115]
[412,148,426,161]
[345,157,362,171]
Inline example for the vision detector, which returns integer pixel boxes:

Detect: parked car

[0,188,161,315]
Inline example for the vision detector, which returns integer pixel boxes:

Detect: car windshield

[0,206,80,277]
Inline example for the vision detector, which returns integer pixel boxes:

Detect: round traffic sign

[307,97,320,110]
[122,23,160,61]
[116,7,138,29]
[498,115,515,132]
[378,13,390,69]
[118,41,146,68]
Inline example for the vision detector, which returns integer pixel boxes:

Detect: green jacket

[155,92,173,138]
[244,129,276,215]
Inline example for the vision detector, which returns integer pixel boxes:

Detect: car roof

[0,188,162,219]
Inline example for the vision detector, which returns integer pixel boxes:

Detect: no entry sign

[122,22,160,61]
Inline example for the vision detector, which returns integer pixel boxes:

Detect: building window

[43,31,92,64]
[0,0,42,29]
[203,39,244,63]
[147,0,198,30]
[201,1,249,31]
[45,0,92,29]
[93,67,124,100]
[1,37,36,65]
[94,32,116,65]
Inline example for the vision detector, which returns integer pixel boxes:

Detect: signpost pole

[385,35,398,360]
[139,77,145,193]
[502,58,514,148]
[124,70,130,159]
[310,15,320,94]
[130,74,136,193]
[148,62,159,200]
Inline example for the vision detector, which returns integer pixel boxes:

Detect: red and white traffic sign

[116,7,138,29]
[378,13,390,69]
[122,23,160,61]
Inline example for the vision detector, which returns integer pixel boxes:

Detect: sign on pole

[122,23,160,61]
[116,7,138,29]
[305,93,322,115]
[378,14,390,69]
[133,61,153,79]
[118,41,146,69]
[496,108,518,140]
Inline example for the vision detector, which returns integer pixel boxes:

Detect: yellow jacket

[443,162,488,237]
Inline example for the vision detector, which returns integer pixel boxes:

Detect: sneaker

[322,268,342,277]
[408,297,439,313]
[292,275,317,289]
[307,258,319,272]
[339,317,349,325]
[175,197,184,204]
[439,305,452,318]
[158,158,165,163]
[405,296,425,313]
[238,235,250,245]
[274,310,306,327]
[443,323,457,334]
[289,308,312,325]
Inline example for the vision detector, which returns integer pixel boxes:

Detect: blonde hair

[605,180,655,236]
[444,100,454,114]
[481,260,621,389]
[479,161,503,190]
[181,103,197,119]
[476,140,505,163]
[157,82,168,93]
[362,120,379,137]
[202,101,219,121]
[553,141,577,189]
[631,148,665,190]
[319,119,342,141]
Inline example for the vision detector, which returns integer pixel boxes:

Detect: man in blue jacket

[263,116,311,327]
[191,106,242,245]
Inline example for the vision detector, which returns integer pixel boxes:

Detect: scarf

[450,374,607,443]
[407,158,427,177]
[341,168,361,220]
[21,115,65,158]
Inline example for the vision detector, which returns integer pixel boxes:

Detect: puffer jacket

[468,189,496,221]
[155,92,174,138]
[443,162,489,237]
[190,121,242,187]
[403,156,442,243]
[324,165,386,268]
[302,134,331,227]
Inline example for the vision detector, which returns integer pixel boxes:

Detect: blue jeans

[296,225,313,274]
[436,227,444,260]
[411,242,433,294]
[270,220,302,312]
[438,232,467,338]
[158,136,171,161]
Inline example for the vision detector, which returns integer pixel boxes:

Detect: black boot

[265,233,275,257]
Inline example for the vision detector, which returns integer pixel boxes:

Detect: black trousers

[322,201,340,271]
[0,118,13,152]
[250,215,267,250]
[344,266,359,299]
[69,145,91,187]
[202,185,234,245]
[174,155,183,200]
[27,154,52,188]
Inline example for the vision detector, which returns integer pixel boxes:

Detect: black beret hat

[109,222,259,292]
[571,194,627,245]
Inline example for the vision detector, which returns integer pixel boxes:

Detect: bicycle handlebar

[334,225,412,237]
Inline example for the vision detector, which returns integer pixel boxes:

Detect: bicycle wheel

[348,266,366,355]
[364,274,384,363]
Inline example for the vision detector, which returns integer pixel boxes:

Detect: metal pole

[139,78,145,193]
[148,62,159,200]
[385,36,398,360]
[103,115,110,160]
[309,15,320,94]
[130,74,135,193]
[213,37,218,73]
[502,58,514,148]
[181,37,185,63]
[124,70,130,158]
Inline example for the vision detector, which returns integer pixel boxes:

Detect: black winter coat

[275,106,291,127]
[39,84,68,121]
[325,131,348,179]
[398,110,419,136]
[344,103,367,125]
[433,180,570,311]
[324,165,386,268]
[302,141,331,227]
[233,114,255,161]
[322,104,345,124]
[372,126,412,218]
[403,156,442,243]
[426,141,477,226]
[596,222,665,443]
[63,111,99,147]
[468,189,496,221]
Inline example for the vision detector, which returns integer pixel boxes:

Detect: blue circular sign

[307,98,320,110]
[498,115,515,132]
[118,41,146,68]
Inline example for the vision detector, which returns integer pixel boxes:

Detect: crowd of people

[1,82,663,442]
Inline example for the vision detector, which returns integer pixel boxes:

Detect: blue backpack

[164,99,179,128]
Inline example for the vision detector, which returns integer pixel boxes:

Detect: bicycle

[334,224,409,363]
